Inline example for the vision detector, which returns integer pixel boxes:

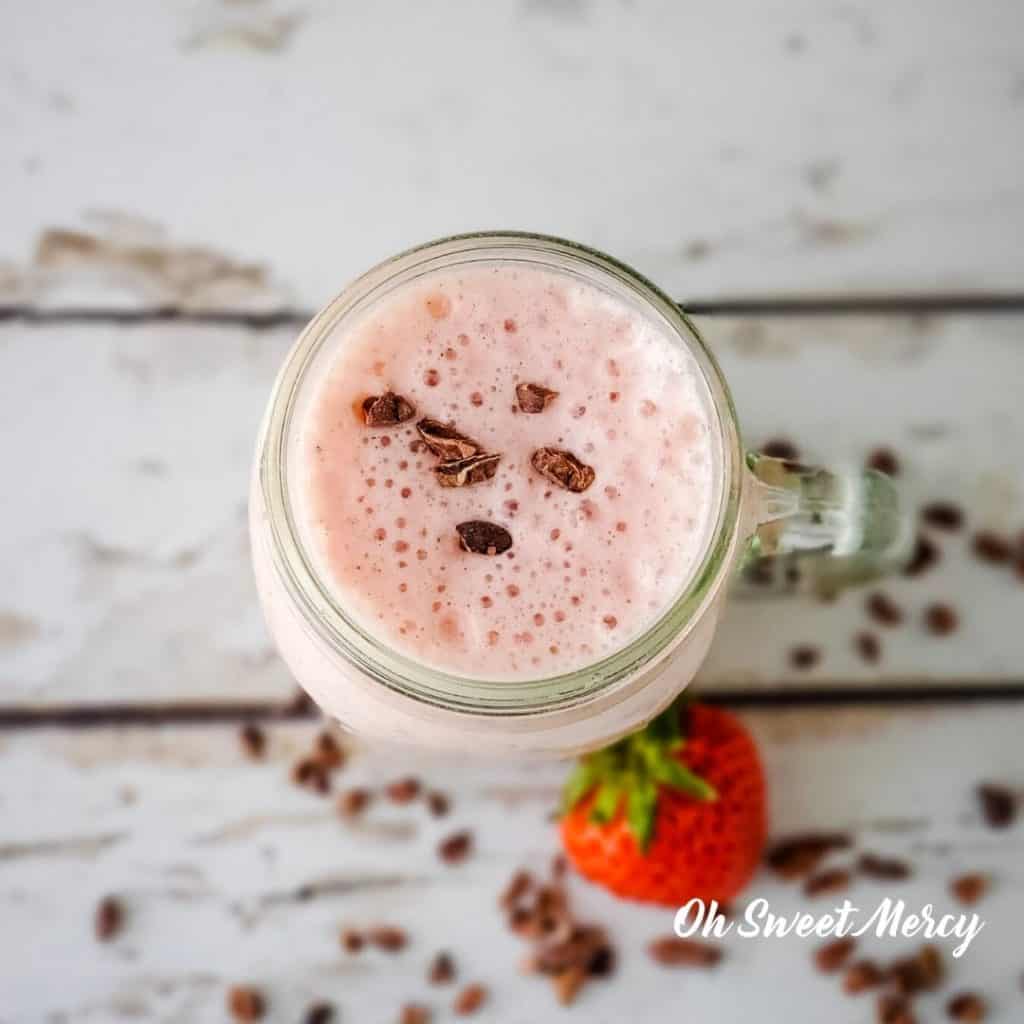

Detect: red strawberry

[560,702,767,907]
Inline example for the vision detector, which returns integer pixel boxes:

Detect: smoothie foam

[297,263,721,680]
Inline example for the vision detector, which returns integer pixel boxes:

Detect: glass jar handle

[738,453,913,597]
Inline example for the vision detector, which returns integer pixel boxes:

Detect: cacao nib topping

[977,782,1016,828]
[647,936,723,968]
[950,873,988,905]
[761,438,800,461]
[814,936,856,973]
[456,521,513,556]
[867,447,900,476]
[924,602,958,636]
[438,829,474,865]
[303,1002,335,1024]
[362,392,415,427]
[227,986,266,1022]
[516,382,559,413]
[972,530,1013,564]
[843,959,884,994]
[858,852,912,880]
[94,896,123,941]
[804,867,851,897]
[888,944,943,995]
[416,418,482,460]
[434,452,501,488]
[878,993,916,1024]
[947,992,987,1021]
[904,532,940,577]
[453,984,487,1015]
[766,832,852,879]
[921,501,964,531]
[531,447,595,493]
[428,951,456,985]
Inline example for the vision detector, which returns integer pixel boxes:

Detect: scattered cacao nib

[292,757,330,795]
[530,447,596,493]
[416,418,481,460]
[647,936,723,968]
[453,984,487,1015]
[977,782,1016,828]
[843,960,885,994]
[428,951,456,985]
[858,853,912,881]
[866,591,904,627]
[888,945,944,995]
[315,730,346,770]
[789,644,821,670]
[386,777,421,803]
[94,896,123,942]
[804,867,851,897]
[516,382,559,413]
[947,992,987,1021]
[855,631,882,664]
[866,448,900,476]
[500,869,534,910]
[814,936,856,973]
[362,392,416,427]
[340,928,365,953]
[434,452,501,488]
[972,530,1013,564]
[456,520,513,556]
[950,873,988,906]
[552,965,587,1006]
[921,501,964,531]
[303,1002,335,1024]
[287,688,315,715]
[368,925,408,952]
[766,832,852,880]
[903,532,940,577]
[551,854,567,879]
[924,603,959,636]
[1015,550,1024,581]
[438,830,474,865]
[878,993,917,1024]
[227,986,266,1022]
[400,1003,431,1024]
[762,438,800,460]
[239,722,266,759]
[337,787,371,818]
[426,790,451,817]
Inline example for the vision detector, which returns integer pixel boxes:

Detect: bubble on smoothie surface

[301,263,719,680]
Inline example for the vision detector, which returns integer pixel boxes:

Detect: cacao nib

[904,532,940,577]
[921,501,964,531]
[94,896,123,942]
[804,867,851,897]
[866,591,904,627]
[858,852,912,881]
[972,530,1013,564]
[950,873,988,905]
[531,447,595,493]
[416,418,481,460]
[400,1004,431,1024]
[337,787,371,818]
[977,783,1016,828]
[947,992,987,1021]
[428,951,456,985]
[438,830,473,865]
[647,936,722,967]
[888,945,943,995]
[456,521,513,556]
[766,832,852,879]
[855,631,882,664]
[761,439,800,460]
[340,928,364,952]
[814,936,856,972]
[867,448,900,476]
[362,392,415,427]
[843,960,884,994]
[552,965,587,1006]
[434,452,501,488]
[516,382,559,413]
[227,986,265,1022]
[924,603,958,636]
[239,722,266,759]
[367,925,408,952]
[386,777,421,803]
[878,993,917,1024]
[453,984,487,1015]
[426,790,451,817]
[303,1003,335,1024]
[789,644,821,670]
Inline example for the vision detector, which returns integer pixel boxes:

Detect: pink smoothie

[298,264,720,679]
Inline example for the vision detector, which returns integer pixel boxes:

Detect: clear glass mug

[250,233,908,757]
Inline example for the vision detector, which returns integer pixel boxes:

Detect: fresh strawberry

[560,702,767,907]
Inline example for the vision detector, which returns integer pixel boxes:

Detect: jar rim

[256,231,744,716]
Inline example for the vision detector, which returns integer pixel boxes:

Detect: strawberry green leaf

[561,758,601,814]
[627,778,659,852]
[589,780,624,824]
[650,757,717,802]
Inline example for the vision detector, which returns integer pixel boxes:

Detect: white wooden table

[2,3,1023,1021]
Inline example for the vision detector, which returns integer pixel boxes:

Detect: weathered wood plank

[0,706,1020,1021]
[2,2,1023,308]
[2,313,1023,705]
